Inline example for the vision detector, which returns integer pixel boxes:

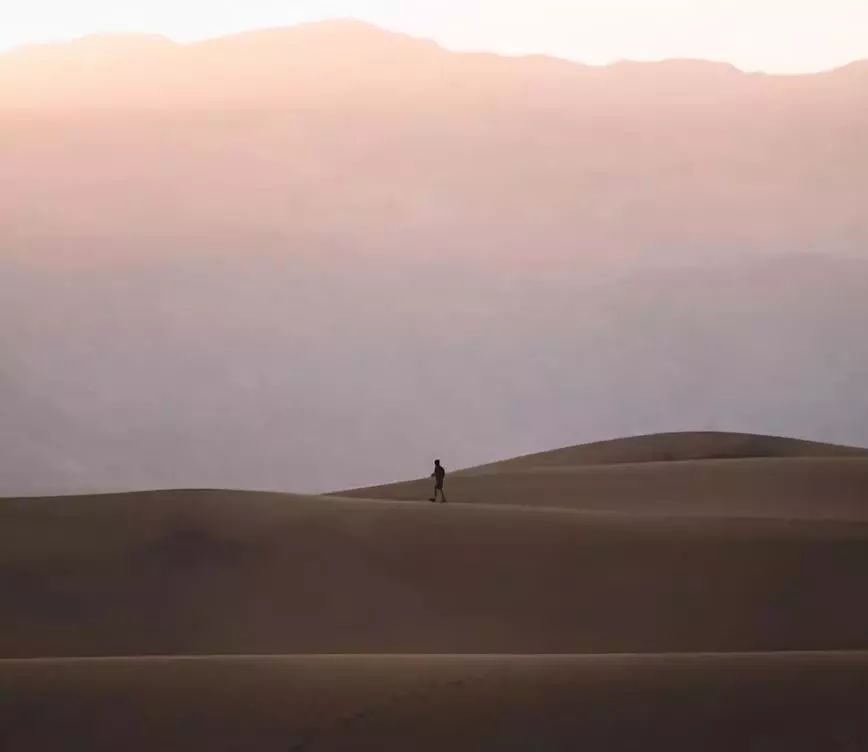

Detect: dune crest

[457,431,868,471]
[338,432,868,520]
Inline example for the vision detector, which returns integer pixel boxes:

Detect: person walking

[429,459,447,503]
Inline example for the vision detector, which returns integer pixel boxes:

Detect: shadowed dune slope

[1,653,867,751]
[2,491,868,658]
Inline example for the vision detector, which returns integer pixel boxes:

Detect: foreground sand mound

[2,653,866,751]
[2,491,867,657]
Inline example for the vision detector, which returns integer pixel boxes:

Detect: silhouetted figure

[429,459,447,503]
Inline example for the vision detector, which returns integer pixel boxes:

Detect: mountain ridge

[2,21,865,79]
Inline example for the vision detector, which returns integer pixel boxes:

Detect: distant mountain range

[2,22,867,494]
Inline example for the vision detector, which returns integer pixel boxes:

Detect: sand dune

[340,457,868,519]
[338,432,868,519]
[2,488,868,658]
[458,431,868,472]
[2,653,867,751]
[3,432,867,746]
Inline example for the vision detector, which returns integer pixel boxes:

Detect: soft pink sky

[1,0,866,73]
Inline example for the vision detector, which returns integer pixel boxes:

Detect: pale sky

[1,0,866,73]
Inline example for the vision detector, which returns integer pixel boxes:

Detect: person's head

[434,459,441,466]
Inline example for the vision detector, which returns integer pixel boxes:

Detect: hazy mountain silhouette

[2,22,867,494]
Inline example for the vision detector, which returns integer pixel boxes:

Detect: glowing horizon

[1,0,866,74]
